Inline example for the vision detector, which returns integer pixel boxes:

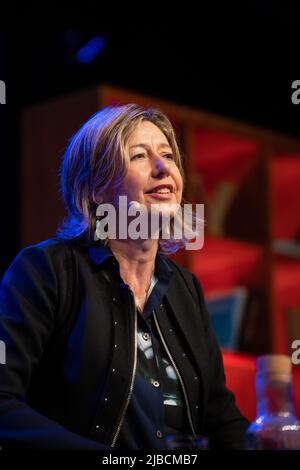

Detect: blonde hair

[57,103,191,254]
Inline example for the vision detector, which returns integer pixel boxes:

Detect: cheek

[122,171,145,195]
[174,170,184,195]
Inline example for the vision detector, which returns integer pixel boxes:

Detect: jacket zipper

[153,311,197,439]
[111,290,137,448]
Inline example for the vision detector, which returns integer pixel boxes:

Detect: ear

[98,188,112,203]
[94,193,104,204]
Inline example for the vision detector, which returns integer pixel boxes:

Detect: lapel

[163,274,211,405]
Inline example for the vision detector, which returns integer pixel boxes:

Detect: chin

[150,202,180,218]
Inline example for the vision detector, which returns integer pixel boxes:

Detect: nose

[152,154,171,178]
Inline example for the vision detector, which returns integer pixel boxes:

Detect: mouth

[145,184,174,196]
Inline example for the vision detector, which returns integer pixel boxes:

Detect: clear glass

[245,375,300,450]
[164,434,209,450]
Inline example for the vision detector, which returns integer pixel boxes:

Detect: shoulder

[11,238,70,267]
[2,238,84,284]
[14,237,90,261]
[19,237,73,256]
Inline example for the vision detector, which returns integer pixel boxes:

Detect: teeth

[155,188,171,193]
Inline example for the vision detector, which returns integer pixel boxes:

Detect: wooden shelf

[188,236,264,293]
[21,83,300,355]
[271,154,300,239]
[273,256,300,354]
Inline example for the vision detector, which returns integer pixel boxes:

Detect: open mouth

[145,184,174,195]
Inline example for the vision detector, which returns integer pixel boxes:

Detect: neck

[108,238,158,279]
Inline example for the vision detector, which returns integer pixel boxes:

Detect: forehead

[128,121,170,148]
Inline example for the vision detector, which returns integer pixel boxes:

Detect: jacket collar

[88,243,114,266]
[88,243,173,279]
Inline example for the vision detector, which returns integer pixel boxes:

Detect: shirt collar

[88,243,114,266]
[88,242,173,280]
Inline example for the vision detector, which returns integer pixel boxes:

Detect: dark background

[0,2,299,275]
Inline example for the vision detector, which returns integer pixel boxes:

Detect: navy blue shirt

[92,245,193,449]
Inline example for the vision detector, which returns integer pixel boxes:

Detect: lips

[145,184,174,194]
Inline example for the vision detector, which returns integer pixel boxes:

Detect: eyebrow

[129,143,172,150]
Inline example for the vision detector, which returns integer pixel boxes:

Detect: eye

[163,153,174,160]
[130,153,146,161]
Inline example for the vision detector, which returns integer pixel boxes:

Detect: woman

[0,104,248,450]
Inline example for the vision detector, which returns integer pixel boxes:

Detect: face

[108,121,183,216]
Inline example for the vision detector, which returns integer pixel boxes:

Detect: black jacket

[0,238,248,449]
